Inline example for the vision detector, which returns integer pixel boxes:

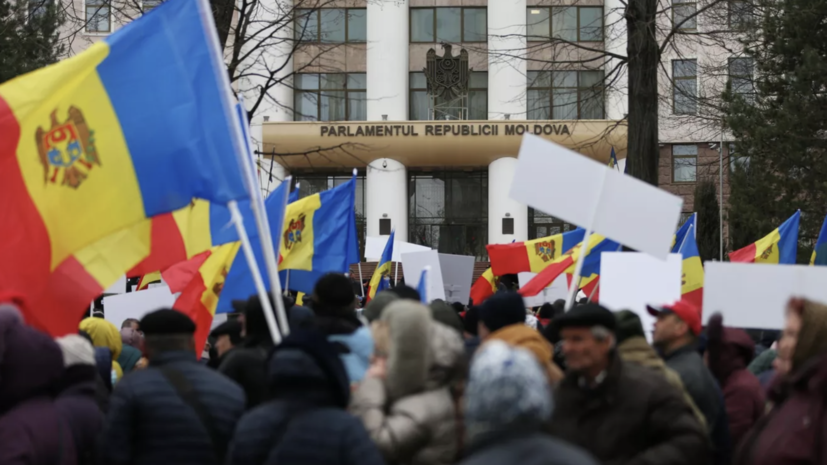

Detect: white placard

[703,262,827,330]
[103,275,127,295]
[438,254,475,304]
[509,134,683,259]
[600,252,683,339]
[365,236,431,262]
[103,286,178,329]
[518,272,570,307]
[401,250,446,301]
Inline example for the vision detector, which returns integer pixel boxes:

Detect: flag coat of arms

[487,228,585,276]
[730,211,800,264]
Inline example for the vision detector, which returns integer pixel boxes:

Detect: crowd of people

[0,278,825,465]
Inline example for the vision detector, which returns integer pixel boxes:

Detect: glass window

[672,144,698,182]
[729,57,754,100]
[673,59,697,115]
[142,0,162,11]
[527,70,604,120]
[293,73,366,121]
[411,8,435,42]
[579,7,603,41]
[409,71,487,120]
[526,8,550,40]
[411,7,487,42]
[85,0,110,33]
[347,9,367,42]
[296,8,365,43]
[463,8,487,42]
[552,7,577,41]
[528,208,575,240]
[728,143,750,172]
[673,2,697,30]
[29,0,48,18]
[728,0,751,28]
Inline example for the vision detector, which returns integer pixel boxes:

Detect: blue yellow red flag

[470,268,498,305]
[730,211,800,264]
[0,0,250,335]
[520,235,620,297]
[678,225,704,308]
[487,228,585,275]
[672,213,697,253]
[368,230,395,301]
[811,214,827,266]
[608,147,619,171]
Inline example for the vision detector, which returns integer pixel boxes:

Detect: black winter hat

[478,292,527,333]
[140,309,196,336]
[312,273,356,317]
[613,310,646,344]
[551,303,616,333]
[210,319,243,344]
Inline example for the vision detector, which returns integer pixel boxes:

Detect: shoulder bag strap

[159,366,226,463]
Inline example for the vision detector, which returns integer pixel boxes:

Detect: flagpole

[228,201,281,344]
[284,270,290,297]
[565,227,592,310]
[394,261,399,285]
[357,262,365,298]
[678,224,694,254]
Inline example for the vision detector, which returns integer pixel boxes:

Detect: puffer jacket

[351,301,464,465]
[617,336,707,430]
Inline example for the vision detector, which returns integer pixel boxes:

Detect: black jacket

[461,432,598,465]
[218,336,273,409]
[97,351,246,465]
[549,353,710,465]
[227,329,385,465]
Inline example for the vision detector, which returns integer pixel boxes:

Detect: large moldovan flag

[729,211,800,264]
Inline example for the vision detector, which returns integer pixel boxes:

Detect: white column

[367,0,409,120]
[488,0,527,120]
[604,0,628,120]
[366,159,408,240]
[488,158,527,244]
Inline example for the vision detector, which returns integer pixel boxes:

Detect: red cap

[647,299,702,336]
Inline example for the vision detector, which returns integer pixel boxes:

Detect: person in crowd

[227,329,385,465]
[53,334,106,464]
[548,303,710,465]
[483,293,563,385]
[98,309,245,465]
[119,328,144,373]
[220,295,280,409]
[451,301,465,316]
[351,300,465,465]
[477,292,531,340]
[460,341,598,465]
[649,299,730,463]
[208,319,243,369]
[388,284,421,302]
[0,306,102,464]
[122,318,141,334]
[363,290,398,322]
[80,317,124,385]
[525,308,540,330]
[734,298,827,465]
[614,310,706,429]
[747,340,777,380]
[310,273,374,386]
[430,299,464,334]
[462,306,482,360]
[537,302,555,327]
[705,313,765,449]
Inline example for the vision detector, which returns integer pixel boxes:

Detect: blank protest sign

[364,236,431,262]
[103,286,178,328]
[401,250,446,301]
[509,134,683,260]
[704,262,827,330]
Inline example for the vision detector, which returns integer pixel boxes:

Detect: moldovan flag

[672,213,696,253]
[729,211,800,264]
[487,228,585,276]
[0,0,250,335]
[520,235,620,298]
[678,225,704,308]
[367,230,394,301]
[470,268,498,305]
[167,242,241,355]
[811,214,827,266]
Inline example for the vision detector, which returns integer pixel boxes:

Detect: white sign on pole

[600,252,683,339]
[704,262,827,330]
[365,236,431,262]
[103,286,178,329]
[401,250,446,301]
[438,254,475,304]
[518,272,570,307]
[509,134,683,259]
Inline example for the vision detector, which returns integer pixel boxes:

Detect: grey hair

[591,325,616,348]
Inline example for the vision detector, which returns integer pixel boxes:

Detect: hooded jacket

[351,301,465,465]
[486,324,564,386]
[227,329,384,465]
[617,336,707,430]
[80,318,124,382]
[707,314,765,448]
[734,300,827,465]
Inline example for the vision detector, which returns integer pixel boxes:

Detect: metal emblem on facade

[423,44,471,120]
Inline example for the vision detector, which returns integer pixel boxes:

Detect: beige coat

[351,301,465,465]
[617,336,707,431]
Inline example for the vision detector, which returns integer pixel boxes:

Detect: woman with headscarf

[79,317,124,384]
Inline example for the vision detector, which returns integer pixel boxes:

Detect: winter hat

[552,303,617,333]
[363,291,398,322]
[55,335,96,367]
[430,299,464,334]
[614,310,646,344]
[478,292,527,333]
[707,313,755,384]
[463,306,480,336]
[138,309,197,336]
[465,340,552,442]
[389,285,421,302]
[312,273,357,318]
[791,299,827,372]
[487,324,563,385]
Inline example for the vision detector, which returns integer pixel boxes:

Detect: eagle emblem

[35,107,100,189]
[534,240,557,262]
[283,213,307,250]
[760,244,774,260]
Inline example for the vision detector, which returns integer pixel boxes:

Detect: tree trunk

[625,0,661,185]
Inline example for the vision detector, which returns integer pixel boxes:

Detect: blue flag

[417,267,429,303]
